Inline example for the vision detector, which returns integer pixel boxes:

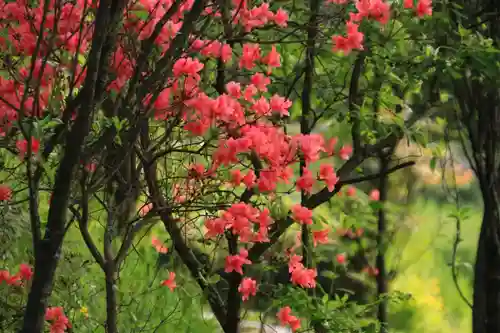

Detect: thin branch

[72,189,105,269]
[248,160,415,262]
[349,53,366,153]
[115,217,158,266]
[139,119,227,327]
[445,131,473,309]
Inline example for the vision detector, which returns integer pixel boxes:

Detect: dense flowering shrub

[0,0,433,331]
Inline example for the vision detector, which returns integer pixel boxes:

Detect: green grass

[389,199,479,333]
[0,188,482,333]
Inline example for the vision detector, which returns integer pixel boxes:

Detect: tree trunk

[223,272,242,333]
[473,191,500,333]
[20,1,123,330]
[20,239,62,332]
[105,265,119,333]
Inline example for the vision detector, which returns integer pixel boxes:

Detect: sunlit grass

[389,199,479,333]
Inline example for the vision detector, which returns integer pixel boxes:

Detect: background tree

[440,0,500,331]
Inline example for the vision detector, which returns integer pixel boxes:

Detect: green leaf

[207,274,221,284]
[439,91,449,103]
[133,10,150,21]
[411,131,428,147]
[78,54,86,66]
[388,72,404,85]
[289,100,301,120]
[447,67,462,79]
[429,156,437,171]
[45,119,63,130]
[321,270,337,279]
[385,94,403,106]
[435,117,447,127]
[369,201,383,210]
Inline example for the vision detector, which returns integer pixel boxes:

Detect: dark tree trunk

[20,1,124,330]
[472,187,500,333]
[447,0,500,331]
[105,265,119,333]
[223,235,242,333]
[20,239,62,332]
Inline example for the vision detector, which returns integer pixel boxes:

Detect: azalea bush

[0,0,439,332]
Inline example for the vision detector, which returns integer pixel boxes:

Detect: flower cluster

[0,0,432,329]
[0,263,33,286]
[277,306,301,332]
[45,307,71,333]
[331,0,433,54]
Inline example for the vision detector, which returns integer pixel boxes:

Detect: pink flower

[346,186,356,197]
[291,204,313,225]
[352,0,390,24]
[18,263,33,281]
[251,96,271,116]
[336,253,347,265]
[161,272,177,291]
[230,169,243,186]
[204,218,227,238]
[250,73,271,92]
[288,254,303,273]
[339,144,352,160]
[153,88,172,112]
[295,134,325,164]
[225,248,252,274]
[332,22,365,55]
[324,137,337,156]
[416,0,432,17]
[288,251,316,289]
[173,57,204,77]
[261,45,281,74]
[346,21,365,49]
[221,44,233,62]
[256,208,273,228]
[368,0,391,24]
[188,163,205,178]
[404,0,413,8]
[238,277,258,301]
[239,44,261,70]
[363,266,380,277]
[296,167,315,194]
[139,203,153,217]
[0,270,20,286]
[277,307,301,332]
[226,81,242,98]
[369,189,380,201]
[243,84,258,101]
[0,270,10,283]
[0,185,12,201]
[312,229,329,247]
[151,236,168,254]
[85,162,96,172]
[290,265,317,288]
[272,8,289,27]
[242,170,256,188]
[318,164,339,192]
[253,226,270,243]
[269,94,292,117]
[45,307,71,333]
[16,137,40,159]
